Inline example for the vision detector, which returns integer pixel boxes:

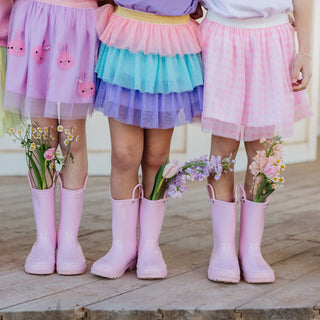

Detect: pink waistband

[34,0,98,9]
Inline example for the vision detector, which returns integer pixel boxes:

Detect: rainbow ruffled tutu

[94,6,204,129]
[0,47,20,137]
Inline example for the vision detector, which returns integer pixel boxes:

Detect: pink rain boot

[91,184,142,279]
[207,184,240,283]
[56,175,88,275]
[137,194,168,279]
[238,184,275,283]
[25,175,56,275]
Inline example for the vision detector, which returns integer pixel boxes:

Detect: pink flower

[163,161,180,179]
[263,163,278,180]
[44,148,56,161]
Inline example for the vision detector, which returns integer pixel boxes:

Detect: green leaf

[29,157,43,189]
[254,175,267,202]
[259,189,275,203]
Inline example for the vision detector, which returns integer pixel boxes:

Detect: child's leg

[208,135,240,201]
[91,118,144,279]
[207,135,240,283]
[137,128,173,279]
[141,128,174,198]
[238,139,275,283]
[108,118,144,199]
[25,117,58,275]
[57,119,88,275]
[59,119,88,190]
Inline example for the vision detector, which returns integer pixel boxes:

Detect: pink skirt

[4,0,99,120]
[200,12,312,141]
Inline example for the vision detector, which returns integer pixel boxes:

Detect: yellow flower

[276,159,281,164]
[57,125,64,132]
[30,146,35,151]
[37,134,41,139]
[64,129,70,135]
[64,139,69,146]
[279,177,285,183]
[38,128,43,133]
[50,163,55,169]
[17,130,22,135]
[280,164,286,169]
[31,128,36,133]
[273,176,279,182]
[8,128,14,134]
[44,134,49,139]
[31,142,36,147]
[68,134,73,141]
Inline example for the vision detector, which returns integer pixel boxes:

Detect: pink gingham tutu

[4,0,100,120]
[200,12,312,141]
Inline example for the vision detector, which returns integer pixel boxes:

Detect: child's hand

[292,52,312,92]
[191,2,203,20]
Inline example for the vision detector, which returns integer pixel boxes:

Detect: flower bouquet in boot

[239,135,285,283]
[137,155,235,279]
[9,122,78,274]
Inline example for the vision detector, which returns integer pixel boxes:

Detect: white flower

[64,139,70,146]
[67,134,73,141]
[57,125,64,132]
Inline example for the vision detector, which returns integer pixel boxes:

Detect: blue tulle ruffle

[95,43,204,94]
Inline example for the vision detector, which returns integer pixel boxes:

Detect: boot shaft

[207,184,238,247]
[239,184,268,254]
[28,174,56,242]
[139,197,167,244]
[58,175,88,242]
[110,184,142,247]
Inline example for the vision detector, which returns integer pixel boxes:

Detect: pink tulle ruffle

[95,5,201,56]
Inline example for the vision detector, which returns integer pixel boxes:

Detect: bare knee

[143,148,169,172]
[211,135,240,159]
[112,144,142,172]
[245,139,265,160]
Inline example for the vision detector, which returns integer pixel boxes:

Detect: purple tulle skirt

[4,0,98,120]
[95,79,203,129]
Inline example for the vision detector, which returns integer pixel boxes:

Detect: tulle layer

[4,0,98,120]
[0,47,21,137]
[200,18,312,141]
[94,79,203,129]
[95,5,201,56]
[95,43,204,94]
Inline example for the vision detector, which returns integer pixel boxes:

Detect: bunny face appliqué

[57,43,74,70]
[77,74,95,98]
[7,31,25,56]
[32,40,51,64]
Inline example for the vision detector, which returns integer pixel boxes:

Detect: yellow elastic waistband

[115,6,190,25]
